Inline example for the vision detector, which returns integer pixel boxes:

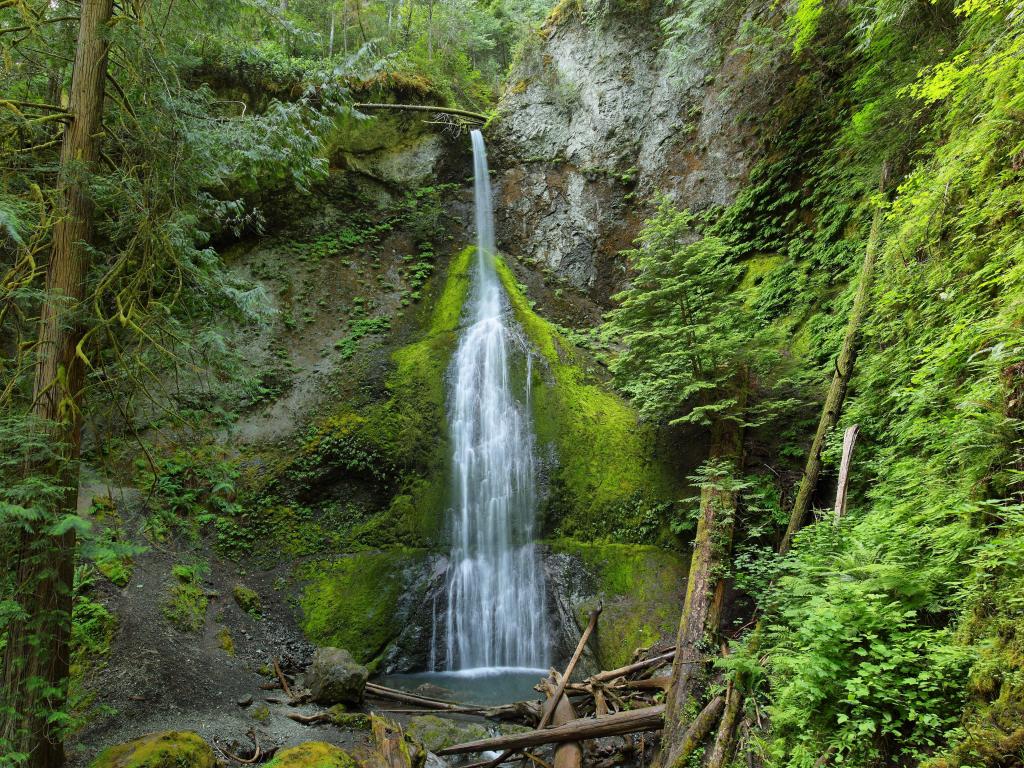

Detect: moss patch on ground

[299,548,430,667]
[264,742,359,768]
[89,731,215,768]
[162,565,208,633]
[548,538,687,668]
[232,584,262,616]
[494,257,678,540]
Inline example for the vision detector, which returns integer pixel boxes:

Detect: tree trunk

[780,169,887,554]
[426,0,433,57]
[707,682,742,768]
[664,695,726,768]
[544,675,582,768]
[832,424,858,523]
[0,0,111,764]
[402,0,414,45]
[660,412,743,768]
[354,0,367,45]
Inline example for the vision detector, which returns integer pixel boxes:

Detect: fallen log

[540,605,602,726]
[833,424,859,523]
[588,651,674,684]
[436,704,666,756]
[707,684,741,768]
[477,605,603,768]
[666,696,725,768]
[365,682,540,722]
[273,657,293,700]
[353,102,488,122]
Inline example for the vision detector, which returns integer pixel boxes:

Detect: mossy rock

[264,742,359,768]
[549,539,687,669]
[299,548,430,666]
[405,715,490,752]
[89,731,215,768]
[232,584,262,616]
[329,707,372,731]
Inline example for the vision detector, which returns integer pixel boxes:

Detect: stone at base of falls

[88,731,215,768]
[405,715,491,753]
[546,540,690,670]
[265,742,359,768]
[307,647,369,705]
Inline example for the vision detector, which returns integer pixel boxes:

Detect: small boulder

[406,715,489,752]
[89,731,215,768]
[232,584,262,616]
[264,742,358,768]
[306,647,368,705]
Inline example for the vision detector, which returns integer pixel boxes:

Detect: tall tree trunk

[660,408,744,768]
[426,0,433,58]
[780,173,886,555]
[403,0,414,46]
[328,9,335,57]
[354,0,367,45]
[0,0,111,764]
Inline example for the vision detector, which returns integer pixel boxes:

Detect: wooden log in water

[365,682,541,722]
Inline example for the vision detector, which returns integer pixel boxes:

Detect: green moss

[96,555,133,588]
[69,595,117,725]
[217,627,235,656]
[548,539,687,668]
[163,575,208,634]
[329,708,372,731]
[406,715,490,752]
[264,742,359,768]
[739,254,785,294]
[299,548,430,667]
[494,257,678,538]
[89,731,215,768]
[251,704,271,723]
[232,584,262,617]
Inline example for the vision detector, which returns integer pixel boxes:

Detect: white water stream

[435,130,547,671]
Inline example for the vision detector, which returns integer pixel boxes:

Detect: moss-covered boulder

[89,731,215,768]
[307,647,369,705]
[549,539,687,669]
[264,742,359,768]
[232,584,262,616]
[299,548,431,666]
[405,715,490,752]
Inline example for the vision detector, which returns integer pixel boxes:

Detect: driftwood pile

[353,605,685,767]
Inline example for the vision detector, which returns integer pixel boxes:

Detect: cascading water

[438,130,547,671]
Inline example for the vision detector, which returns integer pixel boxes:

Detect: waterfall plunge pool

[376,667,549,707]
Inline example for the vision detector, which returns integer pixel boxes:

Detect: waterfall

[439,130,547,671]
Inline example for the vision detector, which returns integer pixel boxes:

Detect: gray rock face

[490,0,779,301]
[306,647,369,705]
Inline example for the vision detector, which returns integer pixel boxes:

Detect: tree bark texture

[660,413,743,768]
[0,0,111,764]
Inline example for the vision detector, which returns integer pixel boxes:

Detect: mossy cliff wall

[495,256,681,541]
[296,247,689,669]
